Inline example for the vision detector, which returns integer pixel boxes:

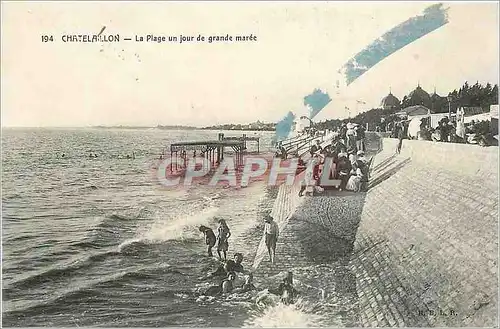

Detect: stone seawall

[251,135,498,327]
[352,138,498,327]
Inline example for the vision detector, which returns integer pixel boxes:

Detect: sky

[1,1,499,127]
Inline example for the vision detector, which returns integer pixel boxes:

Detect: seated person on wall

[313,156,325,194]
[295,157,307,177]
[321,144,331,157]
[431,128,442,142]
[309,140,322,156]
[330,137,346,162]
[335,152,351,191]
[346,167,363,192]
[355,151,369,192]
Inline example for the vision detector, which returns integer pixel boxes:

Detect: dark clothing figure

[269,272,298,305]
[279,145,287,160]
[210,264,231,278]
[330,141,346,161]
[210,259,244,278]
[336,156,351,190]
[392,124,398,138]
[297,157,306,169]
[346,134,357,155]
[234,273,257,293]
[340,125,348,141]
[199,225,216,257]
[233,262,244,273]
[356,160,369,192]
[310,143,322,156]
[356,126,366,152]
[204,271,237,296]
[397,127,404,154]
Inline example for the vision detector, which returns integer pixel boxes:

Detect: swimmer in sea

[269,271,298,305]
[199,225,216,257]
[256,271,298,306]
[202,259,236,281]
[202,271,237,296]
[233,273,257,293]
[232,253,244,273]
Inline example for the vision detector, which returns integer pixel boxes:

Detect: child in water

[199,225,216,257]
[272,272,298,305]
[216,219,231,261]
[233,273,257,293]
[203,271,237,296]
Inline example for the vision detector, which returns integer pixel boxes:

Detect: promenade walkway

[351,138,498,327]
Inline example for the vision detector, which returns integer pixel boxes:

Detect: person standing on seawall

[396,122,405,154]
[356,124,366,152]
[216,219,231,261]
[264,215,279,264]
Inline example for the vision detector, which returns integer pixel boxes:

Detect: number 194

[41,35,54,42]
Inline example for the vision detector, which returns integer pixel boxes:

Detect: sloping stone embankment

[352,138,498,327]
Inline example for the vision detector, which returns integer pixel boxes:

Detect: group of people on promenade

[197,216,296,304]
[295,122,370,195]
[389,114,493,148]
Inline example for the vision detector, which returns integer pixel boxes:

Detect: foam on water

[117,206,219,251]
[244,298,327,328]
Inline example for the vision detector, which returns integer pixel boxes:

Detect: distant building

[407,84,432,108]
[429,88,447,112]
[379,85,438,113]
[396,105,431,118]
[380,90,401,111]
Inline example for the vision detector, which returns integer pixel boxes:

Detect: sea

[1,128,280,326]
[2,128,357,328]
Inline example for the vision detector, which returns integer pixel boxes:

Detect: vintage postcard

[1,1,498,327]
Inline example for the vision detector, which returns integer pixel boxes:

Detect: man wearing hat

[355,124,366,152]
[356,150,369,192]
[263,215,279,264]
[336,152,351,191]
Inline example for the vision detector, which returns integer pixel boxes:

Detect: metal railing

[278,131,328,157]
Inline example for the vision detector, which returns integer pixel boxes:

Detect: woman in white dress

[456,107,466,143]
[346,167,362,192]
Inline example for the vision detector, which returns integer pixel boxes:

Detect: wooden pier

[223,133,260,153]
[168,133,260,172]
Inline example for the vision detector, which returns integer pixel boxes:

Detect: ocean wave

[117,206,219,249]
[4,233,35,243]
[3,250,120,296]
[2,263,178,317]
[107,213,134,221]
